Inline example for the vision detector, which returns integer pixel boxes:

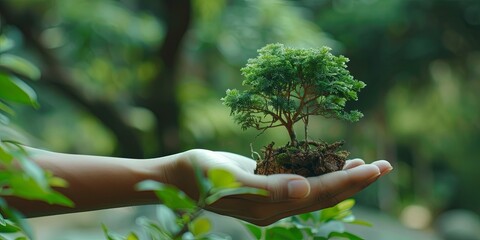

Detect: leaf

[205,187,269,205]
[136,217,172,240]
[0,101,14,116]
[336,199,355,212]
[0,74,39,107]
[136,180,196,211]
[0,203,32,238]
[102,224,126,240]
[0,54,41,80]
[345,219,373,227]
[295,211,315,222]
[47,176,69,188]
[265,226,303,239]
[0,36,14,53]
[319,199,355,222]
[207,168,241,189]
[0,213,5,227]
[190,217,211,237]
[9,174,47,199]
[125,233,139,240]
[0,113,9,125]
[328,231,364,240]
[0,220,21,233]
[44,191,74,207]
[200,233,233,240]
[7,172,73,207]
[17,154,48,189]
[0,142,14,163]
[193,162,211,200]
[314,221,345,238]
[244,223,262,239]
[156,204,180,235]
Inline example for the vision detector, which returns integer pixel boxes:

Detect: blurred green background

[1,0,479,239]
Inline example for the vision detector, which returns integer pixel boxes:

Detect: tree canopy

[223,43,365,145]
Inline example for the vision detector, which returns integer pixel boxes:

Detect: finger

[371,160,393,176]
[252,167,382,225]
[226,162,379,204]
[207,172,380,226]
[312,164,380,206]
[207,164,381,225]
[247,165,381,224]
[343,158,365,170]
[206,151,311,201]
[233,173,311,201]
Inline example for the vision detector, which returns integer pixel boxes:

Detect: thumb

[235,173,311,201]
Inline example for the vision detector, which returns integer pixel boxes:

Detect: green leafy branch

[0,34,73,239]
[246,199,371,240]
[103,167,268,240]
[104,166,371,240]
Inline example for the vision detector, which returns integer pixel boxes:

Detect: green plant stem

[172,208,203,239]
[260,227,266,240]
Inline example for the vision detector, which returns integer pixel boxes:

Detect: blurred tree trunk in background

[0,0,192,157]
[142,0,192,156]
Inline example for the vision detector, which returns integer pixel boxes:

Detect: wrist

[132,151,191,203]
[141,150,206,201]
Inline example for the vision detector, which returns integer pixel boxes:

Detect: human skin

[7,148,392,226]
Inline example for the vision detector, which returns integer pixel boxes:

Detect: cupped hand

[163,149,392,226]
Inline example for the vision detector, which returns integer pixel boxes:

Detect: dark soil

[254,141,348,177]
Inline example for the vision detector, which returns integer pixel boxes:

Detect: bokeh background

[1,0,480,239]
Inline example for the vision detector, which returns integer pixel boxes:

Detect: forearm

[6,148,180,217]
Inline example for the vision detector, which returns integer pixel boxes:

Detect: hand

[161,149,392,226]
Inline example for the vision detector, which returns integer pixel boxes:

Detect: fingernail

[288,179,310,199]
[372,160,393,175]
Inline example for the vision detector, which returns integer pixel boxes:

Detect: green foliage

[0,54,41,80]
[0,74,38,108]
[0,35,72,239]
[222,43,365,144]
[107,167,369,240]
[106,167,268,240]
[245,199,369,240]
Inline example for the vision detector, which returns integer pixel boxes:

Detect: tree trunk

[143,0,192,156]
[286,124,297,146]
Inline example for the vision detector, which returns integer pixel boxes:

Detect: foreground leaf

[0,36,14,53]
[0,101,14,116]
[156,205,180,236]
[205,187,268,205]
[102,224,127,240]
[244,223,262,239]
[0,54,41,80]
[0,220,21,233]
[265,226,303,239]
[190,217,211,237]
[0,74,38,107]
[0,212,5,226]
[327,231,364,240]
[207,168,241,189]
[136,180,196,211]
[136,217,172,240]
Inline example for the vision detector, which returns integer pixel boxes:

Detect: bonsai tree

[223,43,366,177]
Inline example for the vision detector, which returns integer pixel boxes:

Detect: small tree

[223,43,365,146]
